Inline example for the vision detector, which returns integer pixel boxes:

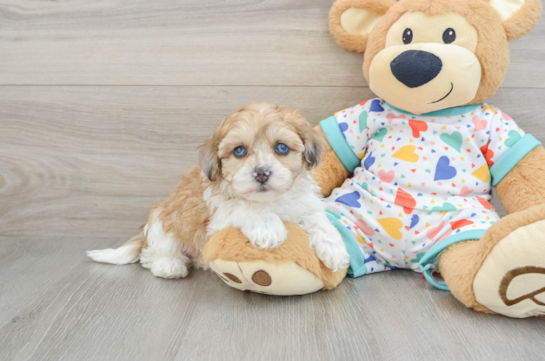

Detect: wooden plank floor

[2,237,545,361]
[1,1,545,360]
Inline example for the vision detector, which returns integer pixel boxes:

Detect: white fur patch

[150,257,189,279]
[206,172,349,271]
[241,212,288,249]
[86,243,140,265]
[140,214,190,278]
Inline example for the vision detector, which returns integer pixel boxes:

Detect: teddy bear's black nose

[390,50,443,88]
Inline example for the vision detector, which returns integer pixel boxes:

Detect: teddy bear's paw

[473,219,545,318]
[208,259,325,296]
[242,215,288,249]
[150,257,189,279]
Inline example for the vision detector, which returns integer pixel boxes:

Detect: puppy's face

[200,104,325,202]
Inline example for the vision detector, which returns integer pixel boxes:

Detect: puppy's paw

[316,243,350,272]
[242,214,287,249]
[151,257,189,279]
[311,231,350,272]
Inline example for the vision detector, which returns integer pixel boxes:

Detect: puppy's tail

[87,228,145,265]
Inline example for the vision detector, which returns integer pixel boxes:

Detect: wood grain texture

[0,0,543,87]
[0,85,370,238]
[2,86,545,238]
[1,237,544,361]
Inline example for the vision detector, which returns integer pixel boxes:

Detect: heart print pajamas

[321,98,541,289]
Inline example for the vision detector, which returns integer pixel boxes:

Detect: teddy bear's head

[330,0,542,115]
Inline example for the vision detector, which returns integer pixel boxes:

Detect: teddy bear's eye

[402,28,413,44]
[443,28,456,44]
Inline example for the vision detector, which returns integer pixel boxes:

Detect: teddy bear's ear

[329,0,395,52]
[489,0,543,40]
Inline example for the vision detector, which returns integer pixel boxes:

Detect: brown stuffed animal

[204,0,545,318]
[88,0,545,319]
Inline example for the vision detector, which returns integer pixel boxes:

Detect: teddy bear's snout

[390,50,443,88]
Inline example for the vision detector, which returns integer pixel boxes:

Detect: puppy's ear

[199,128,222,182]
[303,128,327,170]
[488,0,542,40]
[284,109,327,170]
[330,0,395,52]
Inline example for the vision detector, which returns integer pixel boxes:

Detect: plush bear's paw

[208,259,325,296]
[242,214,287,249]
[204,223,348,295]
[473,219,545,318]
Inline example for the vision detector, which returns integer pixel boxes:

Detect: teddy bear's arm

[496,146,545,214]
[312,125,350,197]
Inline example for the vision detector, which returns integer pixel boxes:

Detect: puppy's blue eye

[233,146,247,158]
[275,143,290,155]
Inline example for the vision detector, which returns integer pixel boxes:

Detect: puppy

[87,104,349,278]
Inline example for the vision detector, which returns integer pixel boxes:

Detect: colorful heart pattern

[363,151,375,170]
[505,130,522,147]
[335,191,361,208]
[323,99,522,274]
[369,99,385,112]
[377,218,403,240]
[434,156,457,181]
[355,218,375,236]
[472,116,488,131]
[392,145,419,162]
[378,169,395,184]
[358,111,368,134]
[387,113,406,124]
[394,188,416,213]
[440,131,462,152]
[426,220,445,241]
[373,128,387,142]
[409,119,428,137]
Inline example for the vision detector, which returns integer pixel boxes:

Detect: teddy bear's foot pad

[474,219,545,318]
[209,259,324,296]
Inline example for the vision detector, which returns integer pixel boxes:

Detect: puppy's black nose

[390,50,443,88]
[254,167,270,184]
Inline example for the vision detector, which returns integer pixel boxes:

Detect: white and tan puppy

[87,104,349,278]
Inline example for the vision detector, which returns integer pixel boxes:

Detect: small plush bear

[204,0,545,318]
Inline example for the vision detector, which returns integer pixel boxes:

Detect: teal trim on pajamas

[326,213,367,278]
[419,229,487,291]
[320,116,361,173]
[490,134,541,186]
[385,102,482,118]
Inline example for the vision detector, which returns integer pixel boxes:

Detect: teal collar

[385,102,482,118]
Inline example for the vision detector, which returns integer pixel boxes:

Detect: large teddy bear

[203,0,545,318]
